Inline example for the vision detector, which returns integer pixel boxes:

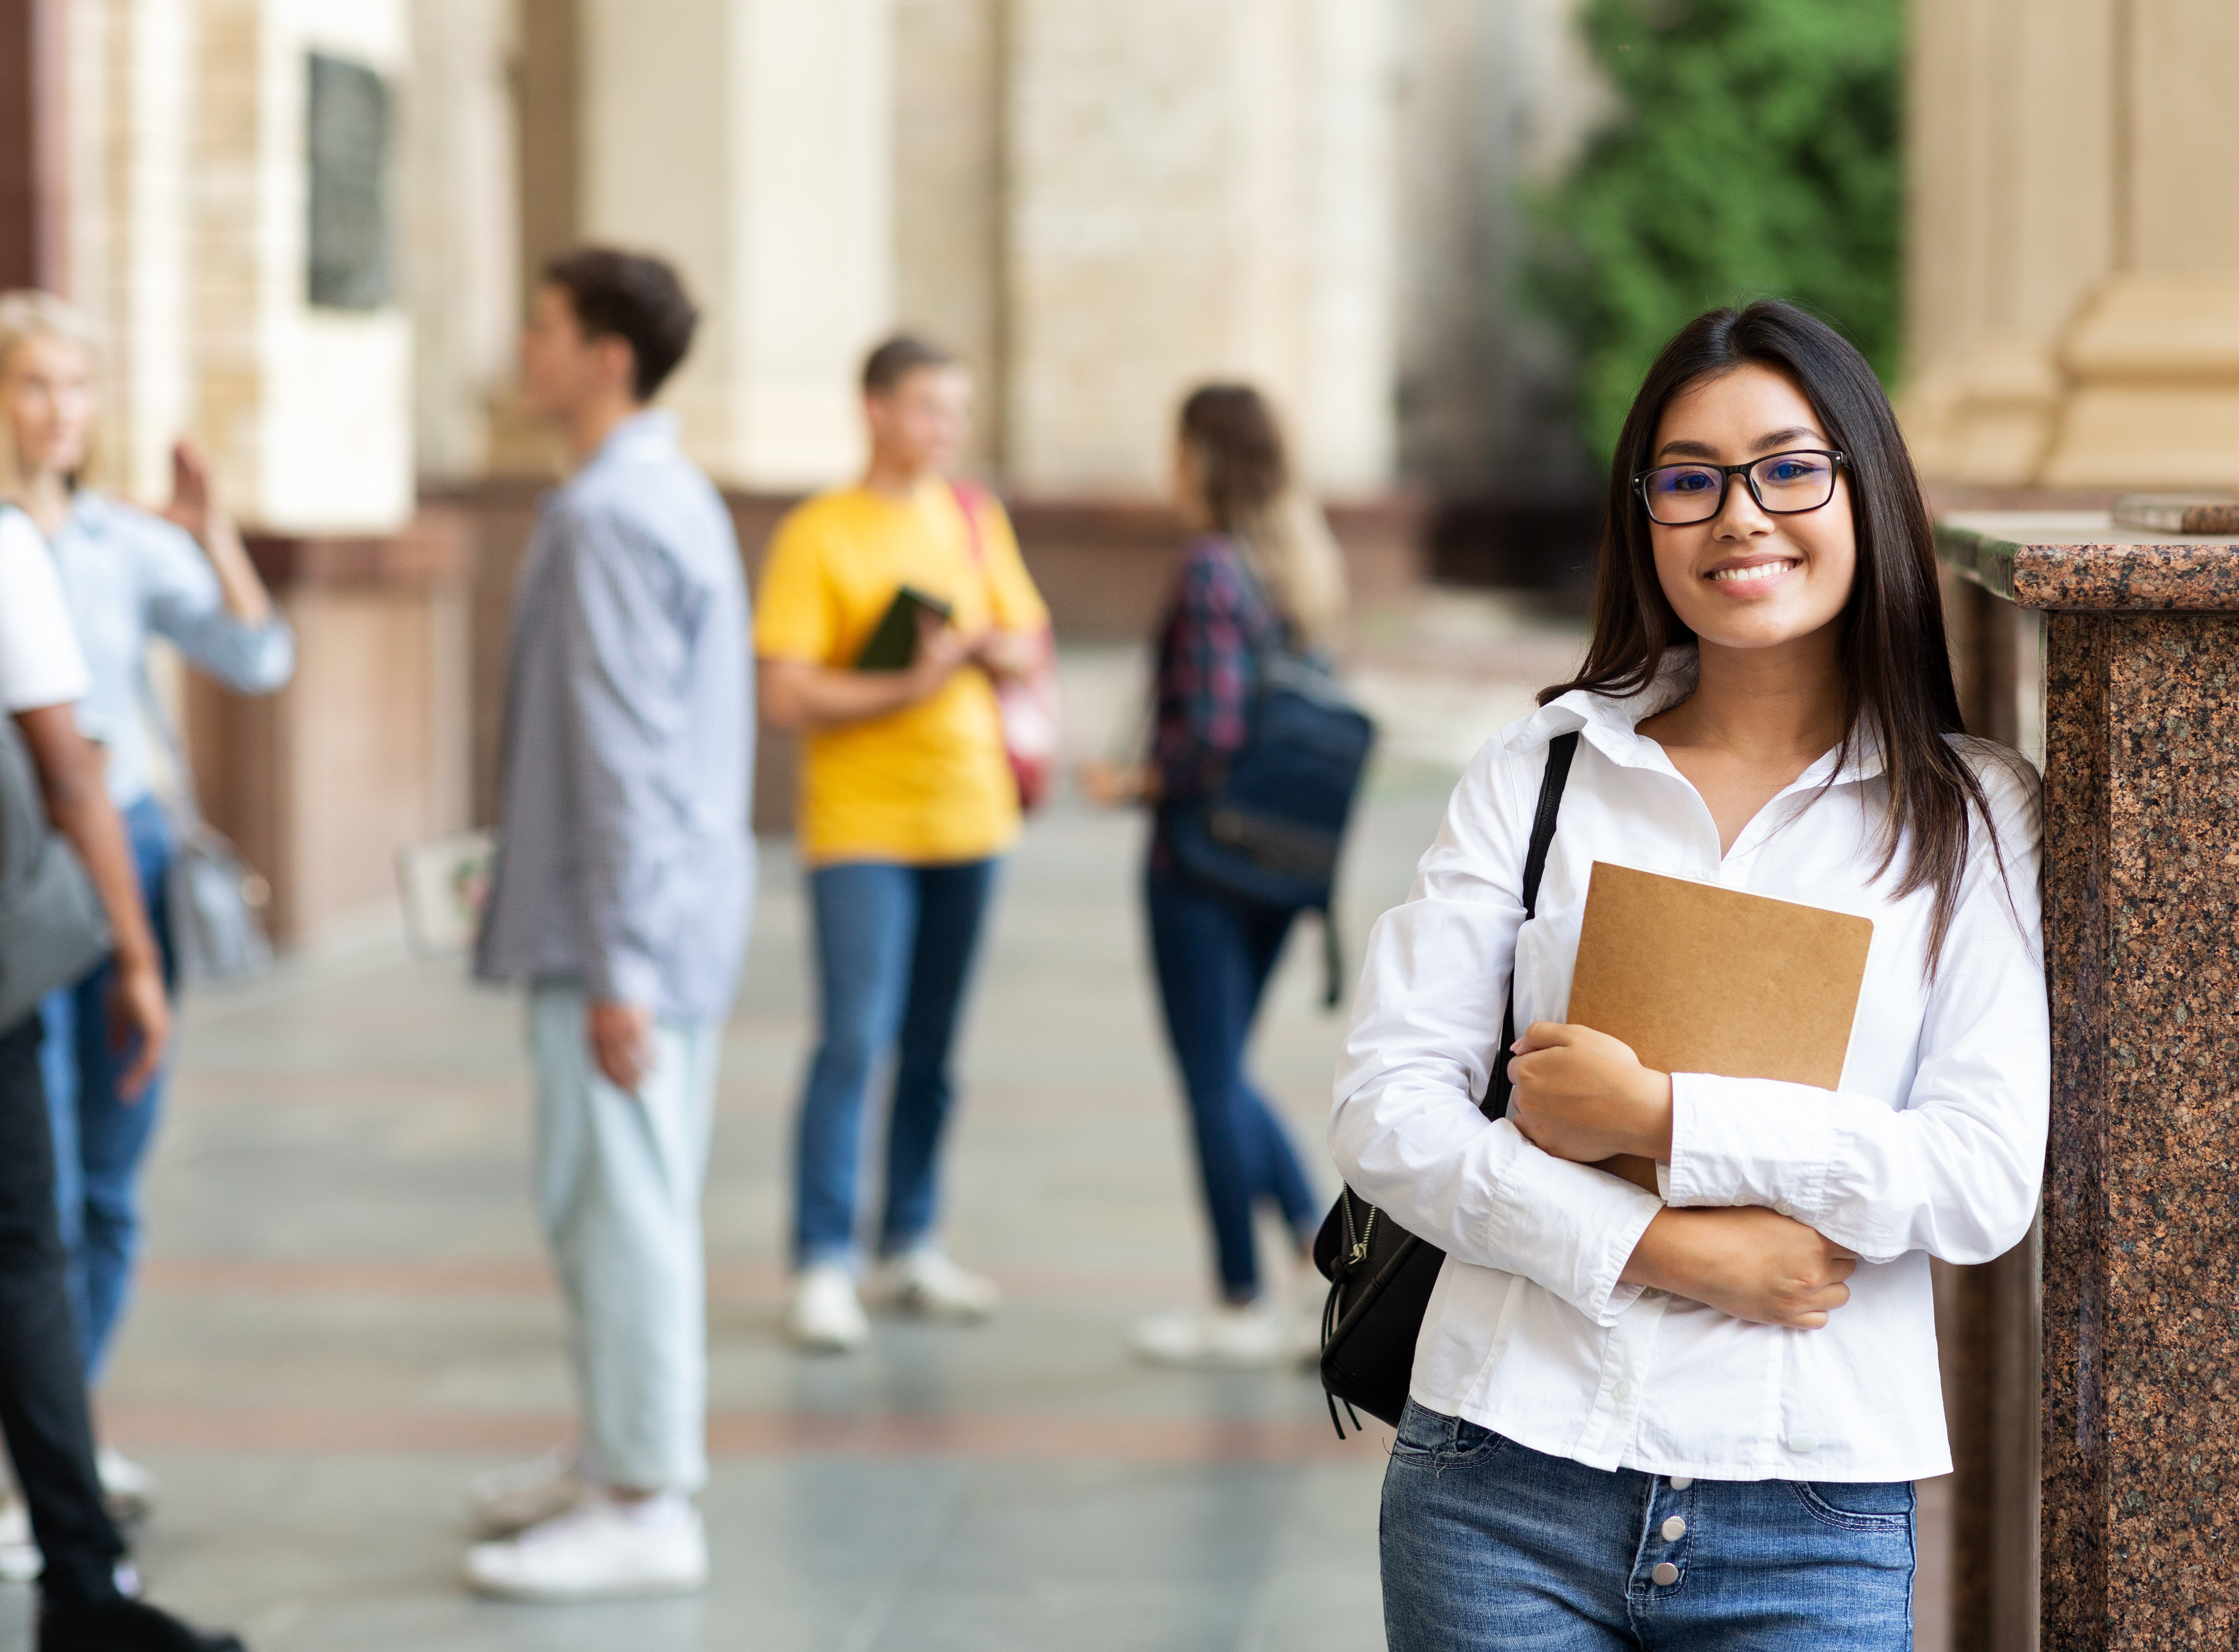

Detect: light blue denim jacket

[47,491,296,807]
[473,412,755,1022]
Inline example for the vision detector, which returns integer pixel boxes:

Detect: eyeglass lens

[1641,452,1837,525]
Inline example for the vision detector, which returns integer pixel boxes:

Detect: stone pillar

[892,0,1004,470]
[1936,511,2239,1651]
[405,0,516,483]
[1001,0,1397,495]
[575,0,894,490]
[1904,0,2239,490]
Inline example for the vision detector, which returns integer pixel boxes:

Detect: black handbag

[1314,729,1579,1436]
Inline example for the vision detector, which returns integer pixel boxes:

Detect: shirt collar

[579,408,679,473]
[1500,645,1887,791]
[56,489,114,541]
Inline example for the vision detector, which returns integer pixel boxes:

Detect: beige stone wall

[406,0,516,483]
[1002,0,1396,496]
[578,0,894,492]
[892,0,1004,470]
[1905,0,2239,489]
[190,0,414,531]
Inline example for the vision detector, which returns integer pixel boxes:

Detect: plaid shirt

[1151,535,1284,809]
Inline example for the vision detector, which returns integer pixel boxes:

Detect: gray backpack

[0,715,111,1032]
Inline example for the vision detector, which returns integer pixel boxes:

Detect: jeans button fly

[1661,1515,1686,1542]
[1668,1475,1694,1490]
[1651,1561,1679,1586]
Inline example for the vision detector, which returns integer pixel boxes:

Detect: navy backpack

[1162,626,1377,1007]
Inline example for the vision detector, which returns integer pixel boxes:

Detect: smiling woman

[1330,300,2049,1651]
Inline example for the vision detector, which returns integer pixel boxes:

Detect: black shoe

[37,1595,246,1652]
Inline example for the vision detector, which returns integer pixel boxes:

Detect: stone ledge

[1936,510,2239,611]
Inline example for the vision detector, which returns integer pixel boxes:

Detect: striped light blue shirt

[46,491,295,806]
[473,411,754,1021]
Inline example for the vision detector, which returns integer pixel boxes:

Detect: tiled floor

[0,627,1953,1649]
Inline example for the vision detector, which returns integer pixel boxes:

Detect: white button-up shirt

[1331,656,2048,1483]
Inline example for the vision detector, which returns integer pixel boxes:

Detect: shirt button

[1669,1476,1694,1491]
[1611,1382,1630,1402]
[1661,1516,1686,1542]
[1651,1561,1680,1586]
[1787,1436,1819,1455]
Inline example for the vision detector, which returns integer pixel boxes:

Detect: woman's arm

[14,704,170,1095]
[140,445,294,694]
[1332,738,1668,1328]
[759,610,976,731]
[1621,1205,1858,1328]
[1150,548,1258,805]
[1505,763,2048,1268]
[162,439,272,626]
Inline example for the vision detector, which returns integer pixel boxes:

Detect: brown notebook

[1561,862,1874,1192]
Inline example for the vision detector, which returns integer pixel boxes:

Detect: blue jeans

[792,858,999,1269]
[1381,1400,1915,1650]
[1144,866,1318,1302]
[40,794,175,1384]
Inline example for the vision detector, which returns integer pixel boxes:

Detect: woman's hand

[162,438,221,542]
[1079,759,1156,809]
[906,612,978,703]
[972,626,1043,683]
[104,956,172,1101]
[1622,1206,1858,1329]
[1507,1021,1673,1165]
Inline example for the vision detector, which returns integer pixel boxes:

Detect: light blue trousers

[529,984,721,1494]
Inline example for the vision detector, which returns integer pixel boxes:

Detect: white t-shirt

[0,506,90,711]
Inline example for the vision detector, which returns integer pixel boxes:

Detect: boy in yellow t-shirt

[756,334,1049,1353]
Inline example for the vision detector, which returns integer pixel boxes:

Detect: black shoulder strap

[1483,730,1579,1120]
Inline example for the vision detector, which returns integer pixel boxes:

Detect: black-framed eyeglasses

[1634,449,1846,526]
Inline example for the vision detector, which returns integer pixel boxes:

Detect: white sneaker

[1131,1299,1289,1368]
[467,1447,588,1538]
[464,1493,707,1602]
[789,1264,869,1353]
[97,1447,159,1522]
[879,1248,1001,1323]
[0,1496,36,1583]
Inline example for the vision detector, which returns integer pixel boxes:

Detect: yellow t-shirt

[754,480,1050,865]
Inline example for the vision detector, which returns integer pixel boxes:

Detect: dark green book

[854,584,954,671]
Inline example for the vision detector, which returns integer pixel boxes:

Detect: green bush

[1530,0,1905,464]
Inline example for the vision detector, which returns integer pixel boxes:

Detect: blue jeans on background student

[1144,864,1319,1303]
[792,858,1000,1269]
[1381,1399,1916,1650]
[40,793,175,1383]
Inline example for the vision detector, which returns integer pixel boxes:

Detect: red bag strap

[949,478,989,568]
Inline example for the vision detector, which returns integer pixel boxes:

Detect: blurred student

[0,292,292,1539]
[0,506,242,1650]
[1083,385,1346,1366]
[756,335,1048,1353]
[468,248,752,1601]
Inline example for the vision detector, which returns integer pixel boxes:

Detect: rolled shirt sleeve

[1664,757,2049,1265]
[135,513,294,692]
[1332,733,1665,1327]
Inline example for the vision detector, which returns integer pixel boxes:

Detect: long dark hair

[1178,384,1347,640]
[1542,300,1994,960]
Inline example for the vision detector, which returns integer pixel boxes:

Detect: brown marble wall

[2041,611,2239,1650]
[184,512,473,948]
